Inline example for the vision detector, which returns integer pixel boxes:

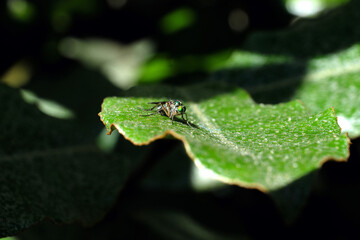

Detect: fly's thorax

[171,99,182,107]
[170,99,186,116]
[141,99,189,125]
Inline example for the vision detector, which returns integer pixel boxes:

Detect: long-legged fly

[140,99,191,126]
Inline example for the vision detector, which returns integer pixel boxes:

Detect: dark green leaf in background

[211,1,360,138]
[0,83,147,237]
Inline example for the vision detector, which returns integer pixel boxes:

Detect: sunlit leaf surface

[99,83,349,191]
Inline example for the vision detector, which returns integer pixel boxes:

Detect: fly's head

[177,105,186,115]
[171,100,186,117]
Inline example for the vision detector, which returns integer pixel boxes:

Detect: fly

[140,99,191,127]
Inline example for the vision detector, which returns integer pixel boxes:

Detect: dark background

[1,0,360,239]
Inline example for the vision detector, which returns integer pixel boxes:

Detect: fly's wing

[148,101,168,104]
[143,101,167,111]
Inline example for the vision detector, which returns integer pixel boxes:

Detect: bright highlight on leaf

[285,0,349,17]
[99,84,349,191]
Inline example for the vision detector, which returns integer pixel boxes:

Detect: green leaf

[0,84,147,237]
[160,7,196,34]
[292,45,360,138]
[215,46,360,138]
[210,1,360,138]
[99,83,349,192]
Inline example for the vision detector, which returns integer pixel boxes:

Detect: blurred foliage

[284,0,350,16]
[160,7,196,34]
[7,0,36,22]
[1,0,360,239]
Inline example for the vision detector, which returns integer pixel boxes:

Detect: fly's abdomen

[156,105,168,116]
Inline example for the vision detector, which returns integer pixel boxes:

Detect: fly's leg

[139,112,158,117]
[137,103,160,112]
[138,103,162,117]
[169,102,177,125]
[147,103,161,111]
[182,113,191,127]
[160,103,171,117]
[167,101,175,119]
[150,103,161,111]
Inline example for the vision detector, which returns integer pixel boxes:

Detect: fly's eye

[178,106,186,113]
